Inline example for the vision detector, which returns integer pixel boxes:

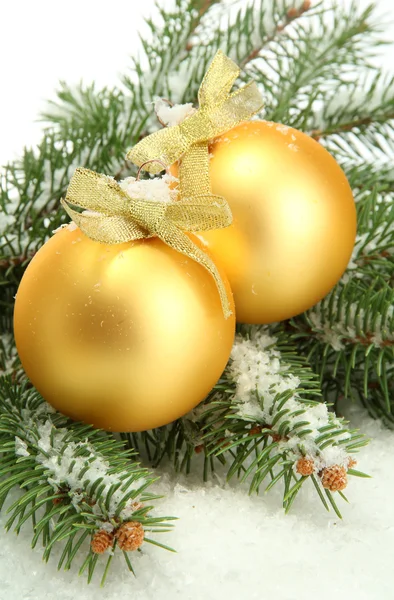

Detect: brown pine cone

[296,457,314,476]
[287,7,299,19]
[249,425,262,436]
[347,457,357,469]
[52,487,70,505]
[91,530,114,554]
[320,465,348,492]
[116,521,145,551]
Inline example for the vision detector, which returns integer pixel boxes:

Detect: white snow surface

[0,403,392,600]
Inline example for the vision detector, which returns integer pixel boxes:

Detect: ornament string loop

[61,167,233,318]
[136,159,168,180]
[126,50,264,200]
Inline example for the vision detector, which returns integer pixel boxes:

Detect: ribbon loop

[126,50,264,176]
[198,50,240,107]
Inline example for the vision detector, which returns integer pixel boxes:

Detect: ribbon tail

[157,221,233,319]
[179,143,211,199]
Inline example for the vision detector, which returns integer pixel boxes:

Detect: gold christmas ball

[196,121,356,323]
[13,226,235,432]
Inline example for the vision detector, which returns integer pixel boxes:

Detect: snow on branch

[229,328,355,473]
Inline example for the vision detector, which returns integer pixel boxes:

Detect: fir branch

[291,279,394,423]
[239,0,313,69]
[311,114,394,140]
[0,334,19,379]
[320,123,394,171]
[257,2,386,126]
[199,326,368,513]
[0,378,175,585]
[184,0,222,51]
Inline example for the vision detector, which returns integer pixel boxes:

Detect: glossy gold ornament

[195,120,357,323]
[13,226,235,432]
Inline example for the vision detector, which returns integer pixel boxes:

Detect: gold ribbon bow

[126,50,264,199]
[61,167,233,318]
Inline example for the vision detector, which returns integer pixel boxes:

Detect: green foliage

[292,280,394,424]
[0,0,393,585]
[0,378,175,585]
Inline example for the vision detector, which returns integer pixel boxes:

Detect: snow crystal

[15,437,30,457]
[155,98,196,127]
[119,174,178,204]
[229,330,300,410]
[276,124,289,135]
[15,416,146,521]
[96,521,115,534]
[229,328,351,469]
[308,309,346,351]
[52,223,68,234]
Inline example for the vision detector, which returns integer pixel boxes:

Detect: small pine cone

[91,530,114,554]
[347,457,357,469]
[52,487,69,505]
[249,425,262,436]
[296,457,315,477]
[320,465,348,492]
[116,521,145,552]
[131,501,144,511]
[287,7,298,19]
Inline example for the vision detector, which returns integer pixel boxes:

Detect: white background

[1,2,394,600]
[0,0,394,165]
[0,0,158,165]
